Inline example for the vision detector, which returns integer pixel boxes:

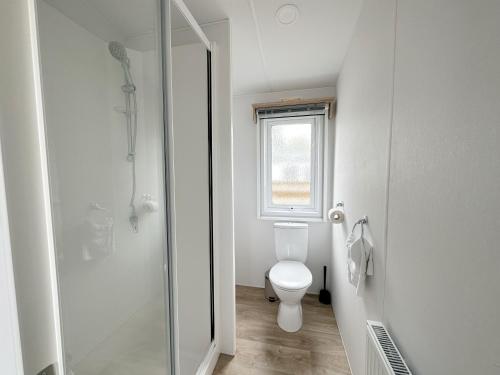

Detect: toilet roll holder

[333,202,344,221]
[328,201,345,223]
[329,201,369,230]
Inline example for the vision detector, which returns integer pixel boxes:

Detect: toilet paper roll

[328,207,344,223]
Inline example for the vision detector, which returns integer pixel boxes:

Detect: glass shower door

[35,0,172,373]
[169,2,215,373]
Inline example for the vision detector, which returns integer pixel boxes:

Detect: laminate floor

[214,286,351,375]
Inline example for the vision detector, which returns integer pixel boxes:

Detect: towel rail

[351,216,368,233]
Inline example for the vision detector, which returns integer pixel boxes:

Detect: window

[258,113,327,220]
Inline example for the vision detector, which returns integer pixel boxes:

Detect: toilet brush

[319,265,331,305]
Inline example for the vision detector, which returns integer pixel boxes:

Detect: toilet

[269,222,312,332]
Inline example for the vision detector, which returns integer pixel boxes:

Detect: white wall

[332,0,500,374]
[0,0,60,373]
[384,1,500,373]
[233,87,335,294]
[330,0,395,374]
[38,1,167,368]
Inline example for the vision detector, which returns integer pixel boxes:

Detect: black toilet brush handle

[323,265,327,289]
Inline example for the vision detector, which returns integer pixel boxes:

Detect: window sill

[257,215,327,223]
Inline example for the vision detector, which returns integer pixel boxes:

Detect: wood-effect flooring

[213,285,351,375]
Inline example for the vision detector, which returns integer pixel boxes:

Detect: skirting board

[196,342,220,375]
[331,305,354,375]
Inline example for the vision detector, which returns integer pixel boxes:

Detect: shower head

[108,41,129,64]
[108,41,135,90]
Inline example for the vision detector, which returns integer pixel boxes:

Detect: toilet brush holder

[319,265,331,305]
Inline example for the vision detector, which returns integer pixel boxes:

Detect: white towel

[346,228,374,296]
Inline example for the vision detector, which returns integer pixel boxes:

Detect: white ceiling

[43,0,363,95]
[183,0,363,94]
[43,0,159,44]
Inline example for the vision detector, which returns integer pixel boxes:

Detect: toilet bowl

[270,222,312,332]
[270,260,312,332]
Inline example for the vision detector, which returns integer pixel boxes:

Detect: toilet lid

[269,261,312,290]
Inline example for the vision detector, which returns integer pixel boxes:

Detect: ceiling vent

[275,4,299,26]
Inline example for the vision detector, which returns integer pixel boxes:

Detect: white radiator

[366,321,412,375]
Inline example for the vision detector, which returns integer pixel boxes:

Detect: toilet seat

[270,261,312,291]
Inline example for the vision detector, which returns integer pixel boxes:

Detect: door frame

[0,136,24,375]
[165,0,221,373]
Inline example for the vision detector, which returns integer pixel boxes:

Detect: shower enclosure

[33,0,215,373]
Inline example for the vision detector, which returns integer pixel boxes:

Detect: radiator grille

[366,321,412,375]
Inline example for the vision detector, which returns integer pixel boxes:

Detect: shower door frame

[167,0,219,373]
[27,1,65,373]
[28,0,179,373]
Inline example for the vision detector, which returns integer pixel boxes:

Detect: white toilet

[269,222,312,332]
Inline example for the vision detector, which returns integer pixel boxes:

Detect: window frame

[257,110,328,221]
